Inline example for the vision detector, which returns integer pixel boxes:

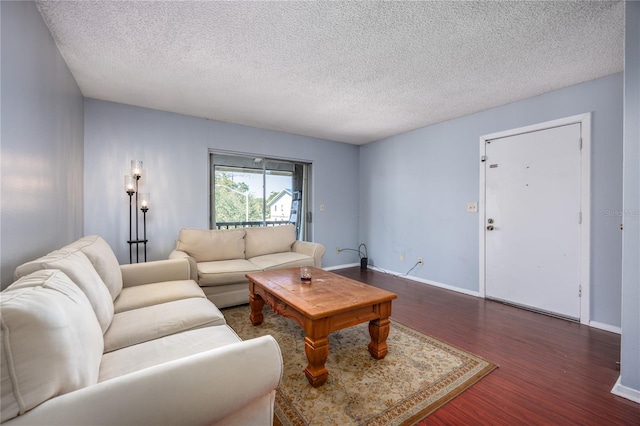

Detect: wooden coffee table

[246,267,397,387]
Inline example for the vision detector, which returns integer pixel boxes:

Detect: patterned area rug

[223,305,497,426]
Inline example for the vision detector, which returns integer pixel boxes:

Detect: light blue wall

[83,99,360,266]
[1,0,632,344]
[620,0,640,397]
[0,1,84,289]
[360,74,624,328]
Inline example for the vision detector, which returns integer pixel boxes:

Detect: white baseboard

[324,263,359,271]
[366,266,481,297]
[326,263,479,298]
[406,275,481,297]
[589,321,622,334]
[612,376,640,404]
[326,266,624,336]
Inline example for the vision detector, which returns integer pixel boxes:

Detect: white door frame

[478,113,591,325]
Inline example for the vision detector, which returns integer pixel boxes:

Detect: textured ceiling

[36,1,624,145]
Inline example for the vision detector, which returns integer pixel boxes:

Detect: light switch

[320,204,325,211]
[467,202,478,213]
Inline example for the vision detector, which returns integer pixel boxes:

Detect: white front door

[483,123,582,320]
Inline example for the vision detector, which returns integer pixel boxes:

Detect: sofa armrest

[6,335,283,426]
[169,250,198,281]
[120,258,192,287]
[292,241,326,268]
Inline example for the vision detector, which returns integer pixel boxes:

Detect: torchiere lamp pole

[140,193,150,262]
[125,161,149,264]
[132,162,142,263]
[124,175,136,264]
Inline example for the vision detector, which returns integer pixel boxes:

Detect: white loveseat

[0,235,283,426]
[169,224,325,308]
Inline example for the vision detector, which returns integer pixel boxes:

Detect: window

[209,152,311,240]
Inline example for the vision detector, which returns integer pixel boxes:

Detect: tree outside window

[214,171,263,223]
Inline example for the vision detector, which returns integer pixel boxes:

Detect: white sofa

[169,224,325,308]
[1,235,283,426]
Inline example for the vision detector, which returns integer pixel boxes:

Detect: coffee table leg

[249,292,264,326]
[368,317,391,359]
[304,336,329,387]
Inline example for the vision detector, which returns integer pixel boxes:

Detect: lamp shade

[139,193,150,210]
[124,175,135,194]
[131,160,143,178]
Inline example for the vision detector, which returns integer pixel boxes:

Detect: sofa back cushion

[0,270,104,422]
[176,228,246,262]
[245,224,296,259]
[14,250,114,333]
[73,236,123,301]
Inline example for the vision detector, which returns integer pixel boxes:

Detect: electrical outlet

[418,257,423,265]
[400,253,405,262]
[336,247,341,254]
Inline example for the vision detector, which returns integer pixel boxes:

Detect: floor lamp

[124,160,149,263]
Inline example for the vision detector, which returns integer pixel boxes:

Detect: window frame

[208,150,312,240]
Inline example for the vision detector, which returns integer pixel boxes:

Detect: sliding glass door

[210,152,310,239]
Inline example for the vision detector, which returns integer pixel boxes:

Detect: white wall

[359,74,624,328]
[83,99,360,266]
[618,0,640,400]
[0,1,84,289]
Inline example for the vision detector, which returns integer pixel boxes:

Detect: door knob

[486,225,494,231]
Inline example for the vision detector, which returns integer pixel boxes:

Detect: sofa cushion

[104,298,227,353]
[249,252,315,270]
[113,280,205,314]
[176,228,246,262]
[75,236,123,301]
[197,259,262,286]
[0,270,104,422]
[245,225,296,259]
[14,250,114,333]
[99,326,242,382]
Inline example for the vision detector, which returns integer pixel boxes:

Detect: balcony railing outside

[214,221,289,230]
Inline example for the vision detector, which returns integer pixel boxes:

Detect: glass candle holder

[131,160,143,178]
[124,175,136,194]
[139,193,150,211]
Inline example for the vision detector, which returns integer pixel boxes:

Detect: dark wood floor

[334,267,640,425]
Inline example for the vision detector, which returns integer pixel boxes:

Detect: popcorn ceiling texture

[35,1,623,145]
